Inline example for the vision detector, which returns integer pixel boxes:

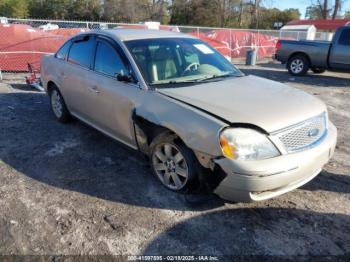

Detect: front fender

[134,91,227,158]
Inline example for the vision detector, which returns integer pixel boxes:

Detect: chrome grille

[275,113,327,153]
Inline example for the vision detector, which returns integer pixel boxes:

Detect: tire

[287,55,310,76]
[311,68,326,74]
[48,85,71,123]
[149,132,199,192]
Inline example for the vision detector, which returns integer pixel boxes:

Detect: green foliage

[68,0,102,20]
[305,1,343,19]
[258,8,301,29]
[6,0,344,29]
[27,0,101,20]
[305,5,324,19]
[169,0,300,29]
[0,0,28,18]
[28,0,71,19]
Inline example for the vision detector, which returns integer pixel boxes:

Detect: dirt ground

[0,64,349,259]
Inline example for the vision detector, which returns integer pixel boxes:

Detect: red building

[287,19,350,31]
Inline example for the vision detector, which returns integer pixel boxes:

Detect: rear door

[87,37,141,148]
[329,28,350,70]
[62,35,96,121]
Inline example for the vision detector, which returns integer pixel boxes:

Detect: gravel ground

[0,64,349,259]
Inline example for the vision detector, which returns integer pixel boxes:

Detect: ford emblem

[307,128,319,137]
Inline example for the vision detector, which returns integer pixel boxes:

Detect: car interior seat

[149,47,178,82]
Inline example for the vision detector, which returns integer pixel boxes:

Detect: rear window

[55,41,71,60]
[68,36,95,68]
[338,29,350,45]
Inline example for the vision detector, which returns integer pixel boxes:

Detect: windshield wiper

[150,79,204,86]
[195,72,242,82]
[149,73,243,86]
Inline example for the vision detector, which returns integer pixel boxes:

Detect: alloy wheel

[290,59,304,74]
[51,90,63,118]
[152,143,189,190]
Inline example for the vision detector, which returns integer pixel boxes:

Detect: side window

[56,40,71,60]
[68,36,95,68]
[94,41,128,77]
[338,29,350,45]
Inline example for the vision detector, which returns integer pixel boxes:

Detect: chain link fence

[0,18,330,73]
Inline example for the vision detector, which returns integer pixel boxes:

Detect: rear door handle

[88,85,100,94]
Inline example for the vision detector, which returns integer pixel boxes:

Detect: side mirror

[116,73,134,83]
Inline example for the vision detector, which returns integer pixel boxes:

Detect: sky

[265,0,350,18]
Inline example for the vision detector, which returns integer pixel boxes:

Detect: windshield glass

[125,37,243,86]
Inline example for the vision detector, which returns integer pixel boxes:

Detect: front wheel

[149,132,198,191]
[287,55,309,76]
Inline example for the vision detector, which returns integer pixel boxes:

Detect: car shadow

[142,207,350,256]
[0,89,224,211]
[8,83,38,92]
[240,64,350,88]
[302,170,350,194]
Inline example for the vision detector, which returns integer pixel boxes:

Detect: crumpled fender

[134,91,227,159]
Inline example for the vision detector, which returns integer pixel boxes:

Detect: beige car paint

[157,75,327,133]
[41,29,337,202]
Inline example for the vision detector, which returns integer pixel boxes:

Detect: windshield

[125,37,243,86]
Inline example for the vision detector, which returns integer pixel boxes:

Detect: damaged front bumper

[213,122,337,202]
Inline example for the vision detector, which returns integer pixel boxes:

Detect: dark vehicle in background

[275,26,350,76]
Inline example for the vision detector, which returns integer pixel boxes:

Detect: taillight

[275,41,281,50]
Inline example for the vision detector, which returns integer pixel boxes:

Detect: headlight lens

[219,128,280,160]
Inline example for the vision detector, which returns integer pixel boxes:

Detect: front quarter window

[67,36,95,68]
[55,40,71,60]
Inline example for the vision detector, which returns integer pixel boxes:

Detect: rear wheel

[49,85,71,123]
[287,55,309,76]
[311,68,326,74]
[150,132,199,191]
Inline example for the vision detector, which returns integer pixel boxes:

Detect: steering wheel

[182,62,200,75]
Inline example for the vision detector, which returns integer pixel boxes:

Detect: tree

[332,0,341,19]
[319,0,329,19]
[169,0,217,26]
[258,8,300,29]
[169,0,190,25]
[345,10,350,18]
[305,5,323,19]
[252,0,261,28]
[306,0,346,19]
[102,0,169,23]
[68,0,102,20]
[0,0,28,18]
[28,0,72,19]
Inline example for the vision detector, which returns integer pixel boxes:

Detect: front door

[329,28,350,71]
[87,38,142,148]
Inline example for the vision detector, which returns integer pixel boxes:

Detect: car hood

[157,75,326,133]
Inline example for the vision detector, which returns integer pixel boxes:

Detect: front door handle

[88,85,100,94]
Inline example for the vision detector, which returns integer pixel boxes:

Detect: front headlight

[219,128,280,161]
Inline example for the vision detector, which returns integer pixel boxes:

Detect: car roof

[91,29,195,41]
